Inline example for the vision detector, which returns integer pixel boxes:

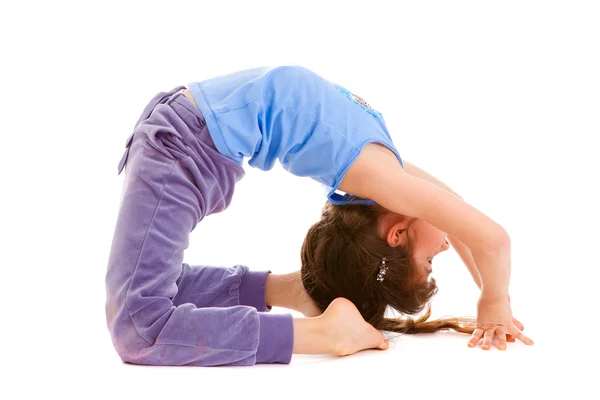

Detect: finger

[468,328,484,348]
[510,328,535,346]
[481,329,495,350]
[496,329,508,351]
[512,317,525,331]
[507,334,516,342]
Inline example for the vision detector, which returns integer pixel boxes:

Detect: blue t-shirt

[187,66,404,205]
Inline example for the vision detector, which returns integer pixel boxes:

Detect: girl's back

[185,65,404,205]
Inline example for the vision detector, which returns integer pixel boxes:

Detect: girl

[106,66,533,367]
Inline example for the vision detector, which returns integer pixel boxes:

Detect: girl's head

[377,210,451,281]
[300,201,475,334]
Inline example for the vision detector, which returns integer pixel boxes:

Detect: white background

[1,0,598,398]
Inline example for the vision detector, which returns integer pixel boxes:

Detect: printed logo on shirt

[334,83,383,119]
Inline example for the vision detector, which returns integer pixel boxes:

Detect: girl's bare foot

[292,297,388,356]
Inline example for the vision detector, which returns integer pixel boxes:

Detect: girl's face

[379,214,450,279]
[407,218,450,279]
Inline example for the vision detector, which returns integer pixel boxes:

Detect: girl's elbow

[495,229,511,248]
[480,228,510,254]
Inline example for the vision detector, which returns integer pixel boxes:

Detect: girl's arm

[401,159,482,289]
[389,158,528,338]
[447,235,482,289]
[338,144,510,299]
[339,146,534,349]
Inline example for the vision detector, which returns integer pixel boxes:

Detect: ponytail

[378,304,477,335]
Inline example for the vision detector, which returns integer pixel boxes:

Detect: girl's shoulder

[338,143,403,195]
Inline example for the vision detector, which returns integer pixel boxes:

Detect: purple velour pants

[105,87,294,366]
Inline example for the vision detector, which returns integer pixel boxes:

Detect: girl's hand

[506,294,525,343]
[468,296,534,350]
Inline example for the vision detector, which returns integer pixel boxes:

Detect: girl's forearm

[356,159,511,299]
[470,239,511,300]
[448,234,511,298]
[447,235,482,289]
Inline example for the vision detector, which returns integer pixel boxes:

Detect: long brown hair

[300,201,476,335]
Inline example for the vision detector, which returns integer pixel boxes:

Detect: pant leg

[158,92,276,312]
[105,89,293,366]
[163,93,277,311]
[173,264,274,312]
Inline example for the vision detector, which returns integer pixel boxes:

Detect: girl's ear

[388,228,402,247]
[387,222,410,248]
[380,213,413,247]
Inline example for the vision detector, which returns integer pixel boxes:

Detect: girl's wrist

[480,285,509,302]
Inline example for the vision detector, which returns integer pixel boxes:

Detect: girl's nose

[441,236,450,251]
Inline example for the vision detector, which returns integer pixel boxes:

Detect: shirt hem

[187,82,244,166]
